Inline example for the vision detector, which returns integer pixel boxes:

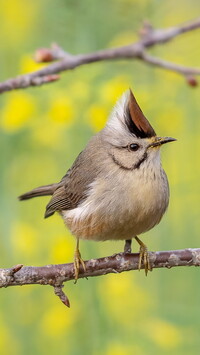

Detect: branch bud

[186,75,198,87]
[35,48,55,63]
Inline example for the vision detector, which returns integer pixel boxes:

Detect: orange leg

[135,236,151,276]
[74,239,86,283]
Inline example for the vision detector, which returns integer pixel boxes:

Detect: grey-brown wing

[44,184,83,218]
[44,145,103,218]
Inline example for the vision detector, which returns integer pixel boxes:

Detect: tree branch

[1,248,199,307]
[1,18,200,94]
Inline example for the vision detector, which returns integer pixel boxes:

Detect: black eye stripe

[134,151,148,169]
[129,143,139,151]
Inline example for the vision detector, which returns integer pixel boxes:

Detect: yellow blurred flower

[11,222,38,258]
[31,119,64,147]
[1,92,35,133]
[50,233,74,263]
[70,81,90,101]
[156,104,184,136]
[145,318,182,348]
[0,0,39,44]
[48,96,75,124]
[20,54,45,74]
[100,76,130,106]
[98,273,150,325]
[41,304,78,337]
[87,104,108,132]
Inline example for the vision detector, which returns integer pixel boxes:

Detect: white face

[108,137,161,171]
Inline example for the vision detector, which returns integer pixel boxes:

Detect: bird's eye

[129,143,139,151]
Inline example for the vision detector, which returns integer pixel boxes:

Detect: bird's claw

[138,244,151,276]
[135,236,152,276]
[74,248,86,283]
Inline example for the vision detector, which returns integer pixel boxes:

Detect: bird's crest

[126,90,156,138]
[105,89,156,145]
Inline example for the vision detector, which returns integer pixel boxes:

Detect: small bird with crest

[19,90,176,279]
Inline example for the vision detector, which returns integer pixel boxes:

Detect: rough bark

[1,248,199,307]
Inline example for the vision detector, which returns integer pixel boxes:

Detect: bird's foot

[74,246,86,283]
[135,236,151,276]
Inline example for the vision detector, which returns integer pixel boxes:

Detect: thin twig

[140,52,200,75]
[54,285,70,308]
[0,18,200,94]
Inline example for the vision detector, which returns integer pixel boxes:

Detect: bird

[19,89,176,279]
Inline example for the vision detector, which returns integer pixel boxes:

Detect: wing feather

[44,149,99,218]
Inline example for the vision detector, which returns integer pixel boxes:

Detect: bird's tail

[18,183,59,200]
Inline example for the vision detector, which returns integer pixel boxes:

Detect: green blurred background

[0,1,200,354]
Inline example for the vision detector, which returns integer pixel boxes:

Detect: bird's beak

[148,136,177,149]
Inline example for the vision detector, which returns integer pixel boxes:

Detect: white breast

[62,157,169,241]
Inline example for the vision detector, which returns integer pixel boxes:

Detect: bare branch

[1,18,200,94]
[0,248,199,306]
[140,52,200,75]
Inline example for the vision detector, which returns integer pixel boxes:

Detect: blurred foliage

[0,0,200,354]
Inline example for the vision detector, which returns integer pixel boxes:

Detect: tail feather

[19,183,59,200]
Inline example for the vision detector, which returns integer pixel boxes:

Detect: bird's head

[102,89,176,170]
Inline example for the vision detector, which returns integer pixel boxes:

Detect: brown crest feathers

[126,90,156,138]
